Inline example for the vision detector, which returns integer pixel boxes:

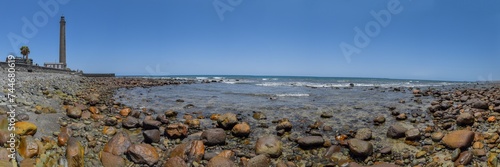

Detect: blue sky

[1,0,499,81]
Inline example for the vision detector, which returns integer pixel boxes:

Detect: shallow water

[113,77,447,139]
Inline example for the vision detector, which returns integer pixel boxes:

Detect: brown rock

[454,151,473,166]
[255,135,282,158]
[276,119,293,131]
[18,136,38,158]
[103,132,132,156]
[165,110,178,117]
[442,130,474,149]
[207,156,236,167]
[217,150,234,158]
[431,132,444,142]
[405,128,421,140]
[67,106,82,119]
[143,119,162,129]
[102,126,117,136]
[232,122,251,137]
[127,144,159,166]
[67,138,84,167]
[373,115,386,125]
[156,114,169,124]
[347,139,373,157]
[210,114,220,120]
[119,108,131,117]
[386,123,407,139]
[188,140,205,163]
[89,106,99,114]
[104,117,118,126]
[186,119,200,129]
[252,112,266,120]
[201,128,226,146]
[122,116,140,129]
[472,100,489,109]
[297,136,324,148]
[0,130,11,146]
[58,131,70,146]
[164,157,187,167]
[166,123,188,139]
[14,121,37,136]
[456,113,474,126]
[246,154,270,167]
[355,128,372,140]
[217,113,238,129]
[101,151,125,167]
[143,129,161,143]
[170,143,190,160]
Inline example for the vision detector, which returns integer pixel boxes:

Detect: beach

[1,72,499,167]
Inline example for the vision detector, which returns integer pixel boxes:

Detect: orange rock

[101,151,125,167]
[120,108,131,117]
[232,122,251,137]
[207,156,236,167]
[188,140,205,162]
[442,130,474,149]
[166,123,188,139]
[127,144,159,166]
[102,126,117,136]
[14,121,38,136]
[217,150,234,158]
[66,138,84,167]
[91,114,105,120]
[103,132,131,156]
[89,106,99,114]
[210,114,220,120]
[164,157,187,167]
[18,136,39,158]
[488,116,496,122]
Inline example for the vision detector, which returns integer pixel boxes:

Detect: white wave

[275,93,310,97]
[262,78,269,81]
[196,77,208,80]
[212,77,225,80]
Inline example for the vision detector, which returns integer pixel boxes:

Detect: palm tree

[20,46,30,61]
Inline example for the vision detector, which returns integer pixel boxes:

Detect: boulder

[355,128,372,140]
[143,129,161,143]
[347,139,373,157]
[405,128,421,140]
[122,116,140,129]
[67,107,82,119]
[14,121,37,136]
[255,135,282,158]
[143,119,162,129]
[127,144,159,166]
[207,156,236,167]
[456,113,474,126]
[386,124,407,139]
[297,136,324,148]
[18,136,38,158]
[472,100,489,109]
[163,157,187,167]
[66,138,84,167]
[165,123,188,139]
[232,122,251,137]
[201,128,226,146]
[103,132,132,156]
[442,130,474,149]
[246,154,270,167]
[101,152,125,167]
[217,113,238,129]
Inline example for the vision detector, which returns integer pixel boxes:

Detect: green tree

[20,46,30,60]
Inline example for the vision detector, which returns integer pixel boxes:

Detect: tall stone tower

[59,15,66,67]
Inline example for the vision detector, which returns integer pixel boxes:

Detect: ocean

[114,76,467,139]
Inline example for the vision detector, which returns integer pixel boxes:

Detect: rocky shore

[1,71,499,167]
